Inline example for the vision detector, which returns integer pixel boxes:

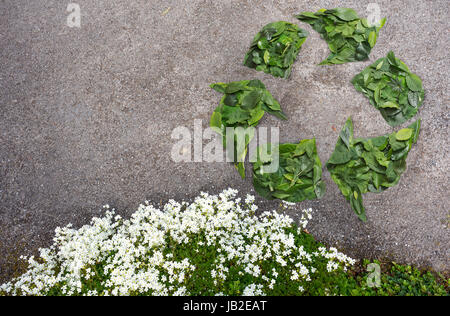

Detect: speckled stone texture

[0,0,448,280]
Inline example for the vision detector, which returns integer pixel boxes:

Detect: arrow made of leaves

[210,79,287,179]
[352,51,425,127]
[326,118,421,222]
[296,8,386,65]
[252,139,326,203]
[244,21,309,79]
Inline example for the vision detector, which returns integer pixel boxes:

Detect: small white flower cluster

[0,189,355,296]
[242,284,265,296]
[317,247,356,273]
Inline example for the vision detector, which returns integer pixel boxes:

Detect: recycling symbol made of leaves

[208,8,424,222]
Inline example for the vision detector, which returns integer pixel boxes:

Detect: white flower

[0,189,355,297]
[245,194,255,204]
[242,284,265,296]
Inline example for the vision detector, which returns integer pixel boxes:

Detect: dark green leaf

[331,8,359,21]
[240,90,261,109]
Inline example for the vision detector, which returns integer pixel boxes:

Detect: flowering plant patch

[210,80,287,178]
[352,51,425,127]
[326,118,421,222]
[296,8,385,65]
[243,21,308,79]
[252,140,326,202]
[0,189,356,296]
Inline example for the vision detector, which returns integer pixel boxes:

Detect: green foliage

[355,260,449,296]
[352,51,425,127]
[3,233,446,296]
[210,80,287,178]
[244,21,308,79]
[252,140,326,202]
[177,229,350,296]
[326,118,421,221]
[296,8,385,65]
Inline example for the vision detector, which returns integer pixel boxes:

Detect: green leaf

[376,60,384,70]
[314,181,326,199]
[222,106,250,125]
[408,120,421,143]
[247,107,264,126]
[296,12,320,20]
[240,90,261,109]
[210,83,227,93]
[339,118,354,149]
[387,51,397,65]
[225,81,248,94]
[331,8,359,21]
[248,79,266,89]
[257,38,269,50]
[406,73,423,92]
[223,93,238,107]
[350,190,367,222]
[408,91,420,108]
[210,111,223,133]
[263,50,270,64]
[368,31,377,48]
[396,129,413,141]
[236,162,246,179]
[380,101,400,109]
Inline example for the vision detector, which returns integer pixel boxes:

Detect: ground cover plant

[243,21,309,79]
[326,118,421,221]
[0,189,446,296]
[252,140,326,202]
[296,8,385,65]
[355,260,449,296]
[352,51,425,127]
[0,189,355,296]
[210,80,287,178]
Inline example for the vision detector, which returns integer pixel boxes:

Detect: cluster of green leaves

[352,51,425,127]
[296,8,385,65]
[252,140,326,203]
[354,260,449,296]
[210,80,287,178]
[244,21,309,79]
[326,118,421,221]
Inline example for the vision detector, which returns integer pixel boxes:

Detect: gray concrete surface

[0,0,449,280]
